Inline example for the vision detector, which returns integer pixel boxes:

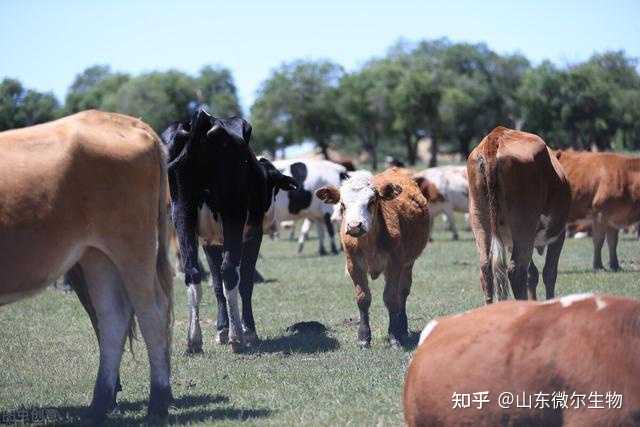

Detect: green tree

[0,78,61,131]
[251,60,345,159]
[196,65,241,116]
[102,70,197,131]
[65,65,130,113]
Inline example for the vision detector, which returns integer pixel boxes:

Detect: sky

[1,0,639,113]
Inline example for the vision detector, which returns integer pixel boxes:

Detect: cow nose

[346,221,365,237]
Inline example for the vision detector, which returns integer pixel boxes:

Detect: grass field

[1,218,639,426]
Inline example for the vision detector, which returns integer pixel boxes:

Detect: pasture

[1,219,639,426]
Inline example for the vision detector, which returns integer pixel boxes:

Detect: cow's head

[316,171,402,237]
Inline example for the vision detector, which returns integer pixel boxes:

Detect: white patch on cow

[559,293,594,307]
[198,204,223,245]
[418,320,438,346]
[186,283,202,345]
[595,296,608,311]
[223,266,243,343]
[340,171,376,234]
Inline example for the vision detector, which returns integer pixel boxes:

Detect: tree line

[2,38,639,168]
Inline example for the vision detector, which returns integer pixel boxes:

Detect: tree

[101,70,197,131]
[65,65,130,113]
[251,60,345,159]
[0,78,60,131]
[196,65,241,117]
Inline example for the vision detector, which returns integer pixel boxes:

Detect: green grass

[1,218,639,426]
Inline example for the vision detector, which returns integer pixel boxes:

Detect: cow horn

[207,124,222,137]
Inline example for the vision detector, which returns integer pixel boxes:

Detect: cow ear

[378,182,402,201]
[277,175,298,191]
[316,186,340,204]
[554,150,562,160]
[164,121,192,171]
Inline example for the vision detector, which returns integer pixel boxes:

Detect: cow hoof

[610,265,621,272]
[319,248,327,256]
[358,339,371,349]
[215,328,229,345]
[243,330,259,347]
[230,339,246,353]
[331,248,339,255]
[452,234,459,241]
[389,338,403,349]
[297,245,304,254]
[184,342,203,356]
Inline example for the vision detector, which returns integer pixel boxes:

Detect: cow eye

[340,202,345,213]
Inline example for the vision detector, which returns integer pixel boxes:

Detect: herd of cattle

[0,108,639,425]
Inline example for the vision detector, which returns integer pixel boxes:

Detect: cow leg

[347,259,372,348]
[398,263,413,340]
[469,197,493,304]
[239,226,263,346]
[543,233,565,300]
[592,221,606,270]
[203,244,229,345]
[527,260,539,300]
[316,219,328,256]
[443,206,459,240]
[508,244,533,300]
[323,212,339,254]
[383,266,405,349]
[606,227,621,271]
[184,282,203,354]
[221,219,246,353]
[288,220,297,240]
[79,252,133,423]
[297,218,312,254]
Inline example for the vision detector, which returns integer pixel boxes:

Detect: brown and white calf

[404,294,640,427]
[316,168,430,348]
[467,127,571,303]
[556,150,640,271]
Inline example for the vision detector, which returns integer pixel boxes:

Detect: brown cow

[468,127,571,303]
[0,111,174,422]
[316,168,430,348]
[404,294,640,426]
[556,150,640,271]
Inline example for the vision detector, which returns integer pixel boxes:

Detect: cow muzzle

[346,221,366,237]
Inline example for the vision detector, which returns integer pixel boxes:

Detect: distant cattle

[468,127,571,303]
[556,150,640,271]
[317,168,430,348]
[163,108,297,353]
[0,111,174,421]
[271,159,349,255]
[405,294,640,427]
[414,166,469,240]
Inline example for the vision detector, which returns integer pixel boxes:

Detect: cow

[467,127,571,303]
[271,158,348,255]
[0,111,174,422]
[404,294,640,427]
[162,107,297,353]
[414,166,469,240]
[555,150,640,271]
[316,168,430,348]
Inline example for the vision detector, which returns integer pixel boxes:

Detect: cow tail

[156,139,175,354]
[479,155,509,300]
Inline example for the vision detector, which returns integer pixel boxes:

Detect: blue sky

[2,0,639,112]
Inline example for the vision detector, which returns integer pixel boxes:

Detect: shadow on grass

[256,321,340,355]
[402,331,421,351]
[12,393,273,426]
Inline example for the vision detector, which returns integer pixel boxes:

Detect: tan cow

[468,127,571,303]
[316,168,430,348]
[404,294,640,427]
[0,111,174,422]
[556,150,640,271]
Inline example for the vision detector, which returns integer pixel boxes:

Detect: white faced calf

[317,169,430,348]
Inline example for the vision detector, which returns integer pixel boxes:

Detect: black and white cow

[163,107,297,353]
[271,159,348,255]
